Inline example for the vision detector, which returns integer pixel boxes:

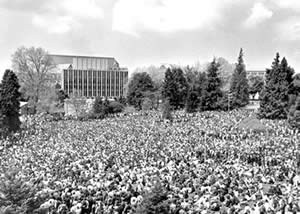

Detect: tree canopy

[229,48,249,108]
[12,46,56,113]
[0,69,21,136]
[127,72,154,110]
[259,53,295,119]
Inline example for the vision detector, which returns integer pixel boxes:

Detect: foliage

[12,46,56,113]
[36,84,67,114]
[127,72,154,110]
[185,86,199,113]
[93,96,104,115]
[142,97,153,111]
[66,90,87,117]
[0,168,42,213]
[248,76,264,99]
[161,99,172,121]
[142,90,160,110]
[216,57,235,91]
[288,95,300,130]
[107,101,124,114]
[259,53,295,119]
[229,49,249,108]
[162,67,188,110]
[0,70,21,136]
[135,180,169,214]
[204,58,223,111]
[93,97,124,118]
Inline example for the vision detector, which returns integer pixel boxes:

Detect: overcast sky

[0,0,299,78]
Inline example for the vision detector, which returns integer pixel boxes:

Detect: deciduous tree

[127,72,154,110]
[12,47,56,113]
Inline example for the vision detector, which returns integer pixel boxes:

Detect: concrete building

[51,54,128,98]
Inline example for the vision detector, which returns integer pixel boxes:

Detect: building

[51,54,128,98]
[247,70,265,79]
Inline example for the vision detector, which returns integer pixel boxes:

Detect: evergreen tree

[0,168,42,213]
[229,48,249,108]
[204,58,222,110]
[259,53,295,119]
[162,67,188,109]
[127,72,154,110]
[197,72,208,111]
[288,95,300,130]
[0,70,21,136]
[185,86,199,113]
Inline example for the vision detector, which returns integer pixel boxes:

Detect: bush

[0,168,42,213]
[107,101,124,114]
[135,180,169,214]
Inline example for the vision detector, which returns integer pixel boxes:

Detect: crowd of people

[0,110,299,214]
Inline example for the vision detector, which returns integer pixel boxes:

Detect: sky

[0,0,300,78]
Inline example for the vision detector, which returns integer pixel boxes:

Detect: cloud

[30,0,104,34]
[32,15,75,34]
[112,0,233,36]
[244,2,273,27]
[275,0,300,11]
[277,17,300,41]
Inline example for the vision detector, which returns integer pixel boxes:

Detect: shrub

[108,101,124,114]
[0,168,42,213]
[135,180,169,214]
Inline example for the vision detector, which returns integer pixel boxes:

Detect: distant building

[51,54,128,98]
[247,70,265,79]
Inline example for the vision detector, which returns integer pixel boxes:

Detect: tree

[0,168,43,214]
[162,67,188,109]
[248,76,264,99]
[185,86,199,113]
[229,48,249,108]
[204,58,223,111]
[127,72,154,110]
[288,73,300,129]
[0,70,21,136]
[259,53,295,119]
[216,57,235,91]
[197,72,208,111]
[288,96,300,130]
[66,90,87,117]
[12,47,56,113]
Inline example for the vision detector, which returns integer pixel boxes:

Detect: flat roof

[50,54,115,60]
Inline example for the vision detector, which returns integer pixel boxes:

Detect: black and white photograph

[0,0,299,213]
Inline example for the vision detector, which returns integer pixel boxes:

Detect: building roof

[50,54,115,60]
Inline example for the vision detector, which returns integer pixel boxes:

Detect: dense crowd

[0,110,299,214]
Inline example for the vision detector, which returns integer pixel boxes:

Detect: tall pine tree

[259,53,295,119]
[204,58,222,111]
[229,48,249,108]
[0,70,21,136]
[162,67,188,109]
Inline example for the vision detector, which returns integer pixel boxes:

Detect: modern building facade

[51,55,128,98]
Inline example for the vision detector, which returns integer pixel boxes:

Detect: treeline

[127,49,300,129]
[127,49,250,113]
